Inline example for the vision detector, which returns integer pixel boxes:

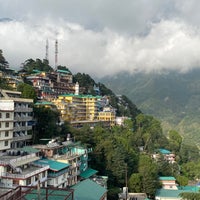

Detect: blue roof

[72,179,107,200]
[34,159,70,171]
[159,148,171,154]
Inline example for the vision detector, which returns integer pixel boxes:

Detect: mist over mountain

[99,69,200,145]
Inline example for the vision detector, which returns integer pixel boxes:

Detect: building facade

[0,90,33,152]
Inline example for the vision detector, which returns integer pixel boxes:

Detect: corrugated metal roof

[34,159,70,171]
[18,146,40,153]
[80,168,98,179]
[159,148,171,154]
[156,188,199,198]
[155,189,182,198]
[159,176,176,181]
[72,179,107,200]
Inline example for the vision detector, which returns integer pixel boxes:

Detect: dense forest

[1,50,200,199]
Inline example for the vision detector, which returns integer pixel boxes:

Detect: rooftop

[159,148,171,154]
[80,168,98,179]
[72,179,107,200]
[34,159,70,171]
[159,176,176,181]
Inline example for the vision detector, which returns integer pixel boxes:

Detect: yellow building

[53,94,98,122]
[98,106,116,126]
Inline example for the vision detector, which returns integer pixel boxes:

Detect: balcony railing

[14,116,32,121]
[14,107,33,112]
[1,165,49,179]
[12,134,32,141]
[13,126,32,131]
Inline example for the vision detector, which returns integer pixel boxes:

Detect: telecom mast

[55,39,58,70]
[45,39,49,61]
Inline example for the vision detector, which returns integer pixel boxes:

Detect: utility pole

[125,163,128,200]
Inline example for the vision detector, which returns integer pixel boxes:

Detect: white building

[0,89,33,152]
[0,148,49,188]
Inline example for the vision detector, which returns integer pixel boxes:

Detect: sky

[1,0,200,77]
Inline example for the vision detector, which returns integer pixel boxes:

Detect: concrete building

[33,139,92,187]
[98,106,116,127]
[53,94,98,122]
[0,90,33,152]
[0,147,49,188]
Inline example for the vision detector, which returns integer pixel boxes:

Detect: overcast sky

[1,0,200,77]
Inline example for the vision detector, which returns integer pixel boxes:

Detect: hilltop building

[26,69,75,100]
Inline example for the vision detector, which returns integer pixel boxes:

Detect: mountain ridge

[99,69,200,145]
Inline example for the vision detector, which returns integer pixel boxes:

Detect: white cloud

[1,1,200,77]
[1,19,200,77]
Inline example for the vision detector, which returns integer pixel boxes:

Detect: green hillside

[99,69,200,145]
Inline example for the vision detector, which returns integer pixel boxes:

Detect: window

[0,113,2,118]
[5,131,9,137]
[4,141,8,146]
[6,113,10,118]
[5,122,9,127]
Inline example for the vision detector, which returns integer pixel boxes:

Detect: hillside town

[0,64,200,200]
[0,67,127,199]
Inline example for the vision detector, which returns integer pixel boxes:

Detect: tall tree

[0,49,9,70]
[17,83,37,102]
[138,154,159,198]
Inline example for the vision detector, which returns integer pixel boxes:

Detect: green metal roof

[156,188,199,199]
[80,168,98,179]
[35,101,53,105]
[18,146,40,153]
[155,189,183,198]
[34,159,70,171]
[159,148,171,154]
[72,179,107,200]
[59,93,98,98]
[159,176,176,181]
[24,188,73,200]
[57,69,71,74]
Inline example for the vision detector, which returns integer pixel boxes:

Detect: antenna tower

[55,39,58,70]
[45,39,49,61]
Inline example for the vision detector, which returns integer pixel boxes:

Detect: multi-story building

[98,106,116,126]
[0,90,33,152]
[27,69,75,100]
[34,158,70,188]
[0,148,49,188]
[33,139,91,187]
[53,94,98,122]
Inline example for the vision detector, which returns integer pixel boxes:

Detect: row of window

[0,122,10,128]
[0,113,11,118]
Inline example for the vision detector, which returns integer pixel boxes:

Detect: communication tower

[55,39,58,70]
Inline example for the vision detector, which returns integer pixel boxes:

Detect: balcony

[13,126,32,132]
[14,116,32,121]
[1,165,49,179]
[15,107,33,112]
[10,154,40,168]
[12,134,32,141]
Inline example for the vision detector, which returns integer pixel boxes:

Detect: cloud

[1,1,200,77]
[1,18,200,77]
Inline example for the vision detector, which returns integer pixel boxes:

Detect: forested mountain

[99,69,200,145]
